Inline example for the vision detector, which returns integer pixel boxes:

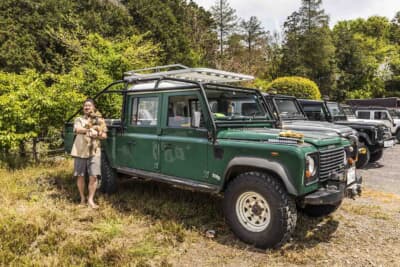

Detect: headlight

[306,155,317,177]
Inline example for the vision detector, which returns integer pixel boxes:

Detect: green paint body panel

[64,87,351,197]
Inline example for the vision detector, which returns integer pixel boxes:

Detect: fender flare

[357,132,373,146]
[222,157,298,195]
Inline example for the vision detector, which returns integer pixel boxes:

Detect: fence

[0,136,65,169]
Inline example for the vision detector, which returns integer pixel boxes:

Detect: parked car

[352,107,400,142]
[299,99,395,167]
[64,65,361,249]
[263,94,360,167]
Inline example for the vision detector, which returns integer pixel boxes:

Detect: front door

[115,94,160,172]
[159,91,210,182]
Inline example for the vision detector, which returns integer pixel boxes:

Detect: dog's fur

[85,111,107,155]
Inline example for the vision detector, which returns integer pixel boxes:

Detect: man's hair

[84,98,95,106]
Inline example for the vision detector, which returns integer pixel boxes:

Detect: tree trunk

[19,141,26,158]
[32,138,39,163]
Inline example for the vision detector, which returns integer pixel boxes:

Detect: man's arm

[74,127,89,135]
[74,118,92,135]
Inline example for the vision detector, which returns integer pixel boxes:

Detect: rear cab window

[357,111,370,119]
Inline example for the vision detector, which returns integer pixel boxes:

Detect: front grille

[319,147,345,180]
[380,126,392,140]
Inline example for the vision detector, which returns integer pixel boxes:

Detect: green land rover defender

[64,65,361,248]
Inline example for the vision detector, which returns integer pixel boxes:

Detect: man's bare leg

[88,175,98,208]
[77,175,86,204]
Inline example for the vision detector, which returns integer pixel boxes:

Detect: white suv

[355,108,400,141]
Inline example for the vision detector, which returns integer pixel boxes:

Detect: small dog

[85,111,107,155]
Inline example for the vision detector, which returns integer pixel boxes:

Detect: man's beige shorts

[73,155,101,177]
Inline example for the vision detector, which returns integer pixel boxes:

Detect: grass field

[1,159,399,266]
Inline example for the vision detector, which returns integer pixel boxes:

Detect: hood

[282,120,355,137]
[336,119,387,128]
[217,128,344,147]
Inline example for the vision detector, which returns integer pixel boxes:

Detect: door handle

[162,143,173,150]
[128,140,136,146]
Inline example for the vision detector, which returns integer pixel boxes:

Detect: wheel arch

[357,132,373,146]
[221,157,298,195]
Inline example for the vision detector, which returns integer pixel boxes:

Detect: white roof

[124,64,254,84]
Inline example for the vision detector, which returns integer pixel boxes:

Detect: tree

[182,2,218,66]
[390,11,400,45]
[333,17,396,99]
[210,0,238,57]
[240,16,266,53]
[0,0,135,74]
[299,0,329,31]
[279,0,336,96]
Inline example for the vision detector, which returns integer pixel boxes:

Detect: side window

[131,97,159,126]
[167,94,205,128]
[357,111,370,119]
[374,111,388,120]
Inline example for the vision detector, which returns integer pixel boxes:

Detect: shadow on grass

[50,174,340,252]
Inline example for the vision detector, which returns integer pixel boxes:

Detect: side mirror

[192,111,201,128]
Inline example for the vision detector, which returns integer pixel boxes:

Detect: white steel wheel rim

[235,191,271,232]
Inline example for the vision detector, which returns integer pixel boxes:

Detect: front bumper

[302,175,362,205]
[382,137,396,148]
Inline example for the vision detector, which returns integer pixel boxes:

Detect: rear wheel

[369,149,383,163]
[100,153,118,194]
[298,201,342,217]
[223,172,297,249]
[356,142,370,169]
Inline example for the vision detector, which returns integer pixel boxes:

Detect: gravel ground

[359,145,400,194]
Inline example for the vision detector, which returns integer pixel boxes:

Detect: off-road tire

[100,152,118,194]
[396,130,400,143]
[223,172,297,249]
[298,201,342,217]
[356,142,370,169]
[369,149,383,163]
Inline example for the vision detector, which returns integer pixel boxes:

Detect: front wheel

[298,201,342,217]
[396,130,400,143]
[223,172,297,249]
[356,143,370,169]
[369,149,383,163]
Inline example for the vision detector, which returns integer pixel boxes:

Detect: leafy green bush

[263,76,322,100]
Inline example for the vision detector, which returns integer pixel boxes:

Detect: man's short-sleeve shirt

[70,116,107,158]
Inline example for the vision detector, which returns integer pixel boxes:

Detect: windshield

[205,88,272,121]
[326,102,348,121]
[341,106,355,116]
[302,103,329,121]
[275,98,306,119]
[326,102,346,117]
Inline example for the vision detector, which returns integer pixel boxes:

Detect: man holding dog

[71,99,107,208]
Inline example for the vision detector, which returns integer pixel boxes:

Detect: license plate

[384,140,394,148]
[347,167,356,185]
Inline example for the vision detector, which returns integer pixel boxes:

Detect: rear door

[115,93,161,172]
[159,91,210,182]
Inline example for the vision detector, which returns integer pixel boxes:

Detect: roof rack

[123,64,254,84]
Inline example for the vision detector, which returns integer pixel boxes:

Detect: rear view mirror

[192,111,201,128]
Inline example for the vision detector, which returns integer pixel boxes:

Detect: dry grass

[1,159,400,266]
